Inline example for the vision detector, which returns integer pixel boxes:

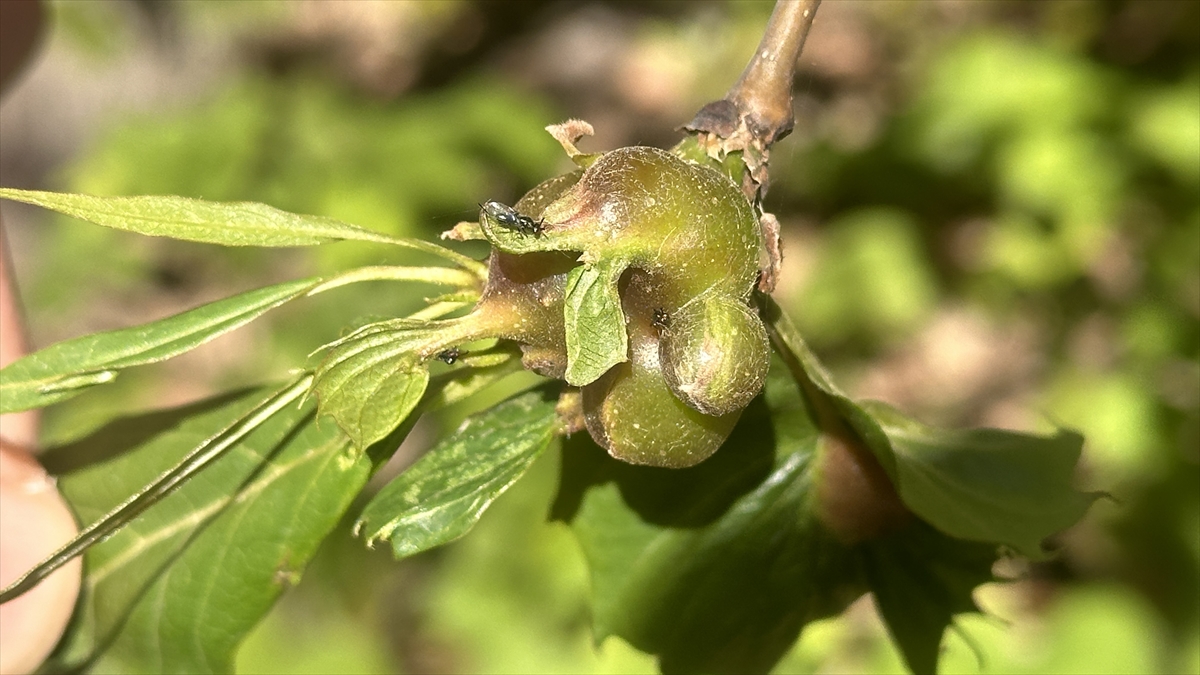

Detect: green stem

[373,238,488,281]
[757,294,849,437]
[407,300,473,322]
[308,265,480,296]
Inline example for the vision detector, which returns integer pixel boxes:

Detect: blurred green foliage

[6,0,1197,672]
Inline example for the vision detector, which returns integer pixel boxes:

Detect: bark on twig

[684,0,821,199]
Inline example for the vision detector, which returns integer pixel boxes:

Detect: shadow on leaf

[40,389,255,475]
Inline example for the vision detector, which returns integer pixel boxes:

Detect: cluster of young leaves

[0,174,1094,675]
[0,188,524,668]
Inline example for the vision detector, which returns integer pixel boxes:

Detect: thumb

[0,442,81,675]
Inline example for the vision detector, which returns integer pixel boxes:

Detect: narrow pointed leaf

[42,391,270,670]
[43,384,388,673]
[357,388,560,558]
[0,188,404,246]
[40,359,496,673]
[0,379,313,604]
[0,188,486,275]
[563,260,628,386]
[0,278,319,413]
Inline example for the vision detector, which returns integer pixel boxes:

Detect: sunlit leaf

[0,188,404,246]
[0,278,320,413]
[357,388,560,559]
[0,263,474,416]
[311,320,443,450]
[0,188,486,274]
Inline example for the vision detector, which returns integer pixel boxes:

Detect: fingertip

[0,443,81,675]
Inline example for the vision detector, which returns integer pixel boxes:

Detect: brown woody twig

[684,0,821,199]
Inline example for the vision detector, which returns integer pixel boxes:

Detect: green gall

[582,299,742,468]
[659,290,770,417]
[496,146,762,303]
[472,131,773,468]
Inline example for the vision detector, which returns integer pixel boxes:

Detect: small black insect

[436,348,462,365]
[652,308,671,332]
[480,200,544,236]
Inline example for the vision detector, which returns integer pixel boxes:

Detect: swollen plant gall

[582,287,742,468]
[474,132,772,468]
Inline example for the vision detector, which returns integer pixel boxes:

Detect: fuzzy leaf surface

[357,388,559,559]
[563,261,628,386]
[311,320,445,450]
[0,278,319,413]
[0,188,405,247]
[43,385,387,673]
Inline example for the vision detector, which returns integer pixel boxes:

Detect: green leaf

[311,320,442,450]
[861,401,1096,559]
[0,264,480,416]
[44,384,395,673]
[556,368,869,674]
[760,295,1094,557]
[0,188,402,246]
[860,522,998,675]
[747,296,1096,672]
[0,188,487,275]
[563,260,628,386]
[0,278,319,413]
[565,294,1095,674]
[357,388,560,559]
[1,379,315,604]
[558,365,995,675]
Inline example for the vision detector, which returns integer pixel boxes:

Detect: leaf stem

[756,294,847,436]
[726,0,821,146]
[0,375,314,604]
[382,239,488,281]
[308,265,480,296]
[407,300,473,322]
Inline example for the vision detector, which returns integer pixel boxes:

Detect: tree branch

[684,0,821,198]
[727,0,820,145]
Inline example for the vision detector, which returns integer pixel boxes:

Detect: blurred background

[0,1,1196,673]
